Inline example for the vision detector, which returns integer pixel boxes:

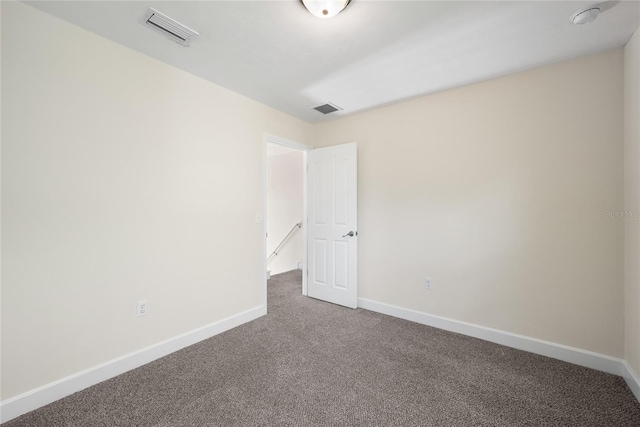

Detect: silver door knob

[342,231,357,237]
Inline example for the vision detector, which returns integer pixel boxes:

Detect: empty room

[2,0,640,425]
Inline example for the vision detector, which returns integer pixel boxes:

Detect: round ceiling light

[570,6,601,25]
[300,0,352,19]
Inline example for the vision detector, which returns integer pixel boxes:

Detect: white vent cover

[141,8,199,46]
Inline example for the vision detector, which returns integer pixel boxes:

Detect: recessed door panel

[314,239,327,285]
[334,156,348,227]
[333,241,348,290]
[313,160,327,226]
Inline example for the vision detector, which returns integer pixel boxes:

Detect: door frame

[263,134,313,310]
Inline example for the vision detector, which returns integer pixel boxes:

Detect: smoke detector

[570,6,601,25]
[141,8,199,46]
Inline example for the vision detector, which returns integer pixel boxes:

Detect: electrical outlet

[425,278,432,290]
[137,300,148,317]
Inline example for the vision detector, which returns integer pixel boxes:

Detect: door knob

[342,231,357,237]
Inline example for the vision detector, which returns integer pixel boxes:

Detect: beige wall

[267,151,304,275]
[0,2,312,400]
[314,49,625,357]
[625,27,640,378]
[1,0,634,407]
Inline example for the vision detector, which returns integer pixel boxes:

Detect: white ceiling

[25,1,640,124]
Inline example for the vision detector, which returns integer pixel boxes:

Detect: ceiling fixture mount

[300,0,351,19]
[570,6,601,25]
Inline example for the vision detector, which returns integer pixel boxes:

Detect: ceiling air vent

[141,8,199,46]
[313,103,342,114]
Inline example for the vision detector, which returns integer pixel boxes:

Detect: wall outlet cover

[137,300,148,317]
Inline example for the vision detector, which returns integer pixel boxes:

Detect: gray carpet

[4,269,640,426]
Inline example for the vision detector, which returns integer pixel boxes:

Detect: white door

[307,142,357,308]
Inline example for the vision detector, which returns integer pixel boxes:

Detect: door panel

[307,143,357,308]
[313,239,327,285]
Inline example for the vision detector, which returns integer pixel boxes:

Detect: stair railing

[267,222,301,264]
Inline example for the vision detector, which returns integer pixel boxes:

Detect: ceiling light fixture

[300,0,351,19]
[570,6,601,25]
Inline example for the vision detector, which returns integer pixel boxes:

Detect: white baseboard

[622,361,640,402]
[3,299,638,424]
[358,297,638,398]
[0,304,266,424]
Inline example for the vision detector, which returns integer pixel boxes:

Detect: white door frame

[263,134,313,309]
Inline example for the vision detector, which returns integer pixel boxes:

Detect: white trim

[622,360,640,401]
[358,298,630,379]
[262,136,269,309]
[302,150,308,296]
[2,298,637,424]
[0,305,266,424]
[264,134,312,152]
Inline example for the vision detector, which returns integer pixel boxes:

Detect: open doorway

[263,134,312,310]
[267,144,303,275]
